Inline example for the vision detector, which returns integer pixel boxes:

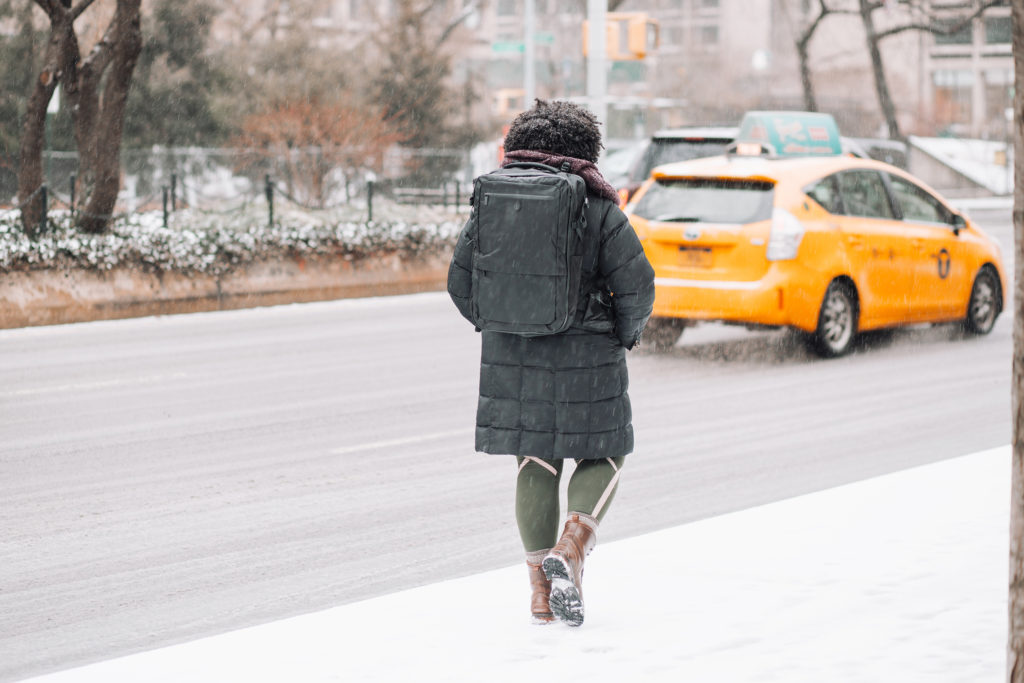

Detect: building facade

[210,0,1010,141]
[472,0,1012,140]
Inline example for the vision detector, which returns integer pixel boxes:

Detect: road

[0,210,1012,681]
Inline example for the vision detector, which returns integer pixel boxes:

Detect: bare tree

[1008,4,1024,679]
[365,0,483,148]
[234,100,404,207]
[785,0,852,112]
[16,0,142,236]
[857,0,1004,140]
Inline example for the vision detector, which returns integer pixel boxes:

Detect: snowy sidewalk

[26,447,1009,683]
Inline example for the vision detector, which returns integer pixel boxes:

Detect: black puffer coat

[448,193,655,460]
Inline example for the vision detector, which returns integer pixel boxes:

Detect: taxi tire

[643,317,687,351]
[811,281,858,359]
[963,268,1000,336]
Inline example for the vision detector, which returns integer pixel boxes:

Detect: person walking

[447,100,655,626]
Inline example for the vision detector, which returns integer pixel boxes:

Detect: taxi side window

[836,170,894,219]
[805,176,843,214]
[887,174,949,224]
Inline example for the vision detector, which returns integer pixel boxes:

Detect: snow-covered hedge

[0,206,464,275]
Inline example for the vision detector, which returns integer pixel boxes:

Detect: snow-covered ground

[24,446,1009,683]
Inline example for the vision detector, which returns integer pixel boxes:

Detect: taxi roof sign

[735,111,843,157]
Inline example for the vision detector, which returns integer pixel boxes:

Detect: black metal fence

[1,146,477,231]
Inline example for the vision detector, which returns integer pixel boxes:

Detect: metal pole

[586,0,608,140]
[69,173,76,214]
[171,173,177,212]
[265,174,274,228]
[40,184,47,234]
[524,0,536,106]
[162,186,169,228]
[367,180,374,222]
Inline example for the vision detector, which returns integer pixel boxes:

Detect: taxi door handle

[911,238,924,250]
[844,234,864,249]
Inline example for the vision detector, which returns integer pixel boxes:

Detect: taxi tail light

[617,187,631,209]
[766,207,805,261]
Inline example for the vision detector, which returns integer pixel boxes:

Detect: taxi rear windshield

[632,179,774,224]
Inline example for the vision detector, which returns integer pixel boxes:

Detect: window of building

[934,19,973,45]
[932,69,974,128]
[536,0,548,14]
[984,16,1011,44]
[498,0,518,16]
[701,0,719,7]
[700,25,719,46]
[984,68,1012,130]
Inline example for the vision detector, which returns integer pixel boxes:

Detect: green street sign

[491,33,554,53]
[492,41,524,53]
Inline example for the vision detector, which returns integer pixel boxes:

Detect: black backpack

[469,161,589,336]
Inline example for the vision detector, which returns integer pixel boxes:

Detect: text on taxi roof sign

[736,111,843,157]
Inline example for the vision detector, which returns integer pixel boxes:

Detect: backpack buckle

[560,161,571,173]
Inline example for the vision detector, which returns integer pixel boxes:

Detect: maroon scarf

[502,149,619,203]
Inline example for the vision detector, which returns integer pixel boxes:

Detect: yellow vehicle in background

[625,112,1006,357]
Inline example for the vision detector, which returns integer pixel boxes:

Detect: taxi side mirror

[951,213,966,235]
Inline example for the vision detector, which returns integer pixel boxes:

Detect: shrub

[0,206,462,276]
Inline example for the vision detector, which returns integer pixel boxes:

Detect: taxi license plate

[679,246,712,268]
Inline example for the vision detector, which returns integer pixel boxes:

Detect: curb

[0,253,450,329]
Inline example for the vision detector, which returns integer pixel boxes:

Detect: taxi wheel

[811,281,858,358]
[644,317,687,351]
[964,268,999,335]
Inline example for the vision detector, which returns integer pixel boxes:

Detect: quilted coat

[447,193,655,460]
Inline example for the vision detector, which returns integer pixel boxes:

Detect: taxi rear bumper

[650,263,827,333]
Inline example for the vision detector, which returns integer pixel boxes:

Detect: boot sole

[542,556,584,627]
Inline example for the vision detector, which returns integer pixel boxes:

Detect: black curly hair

[503,99,604,163]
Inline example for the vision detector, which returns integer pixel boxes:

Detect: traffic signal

[582,13,659,61]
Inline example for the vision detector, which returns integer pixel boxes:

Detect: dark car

[613,126,737,205]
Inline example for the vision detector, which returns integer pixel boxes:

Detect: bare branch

[874,0,1004,41]
[71,0,99,21]
[798,4,831,50]
[437,0,480,46]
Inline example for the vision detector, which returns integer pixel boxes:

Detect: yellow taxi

[625,115,1006,357]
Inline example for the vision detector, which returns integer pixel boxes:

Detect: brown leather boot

[542,513,598,627]
[527,560,555,624]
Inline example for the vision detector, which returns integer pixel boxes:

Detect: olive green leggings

[515,456,624,553]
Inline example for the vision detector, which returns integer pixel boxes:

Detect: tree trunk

[16,10,73,237]
[76,0,142,234]
[797,40,818,112]
[859,0,902,140]
[16,0,142,237]
[1009,3,1024,681]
